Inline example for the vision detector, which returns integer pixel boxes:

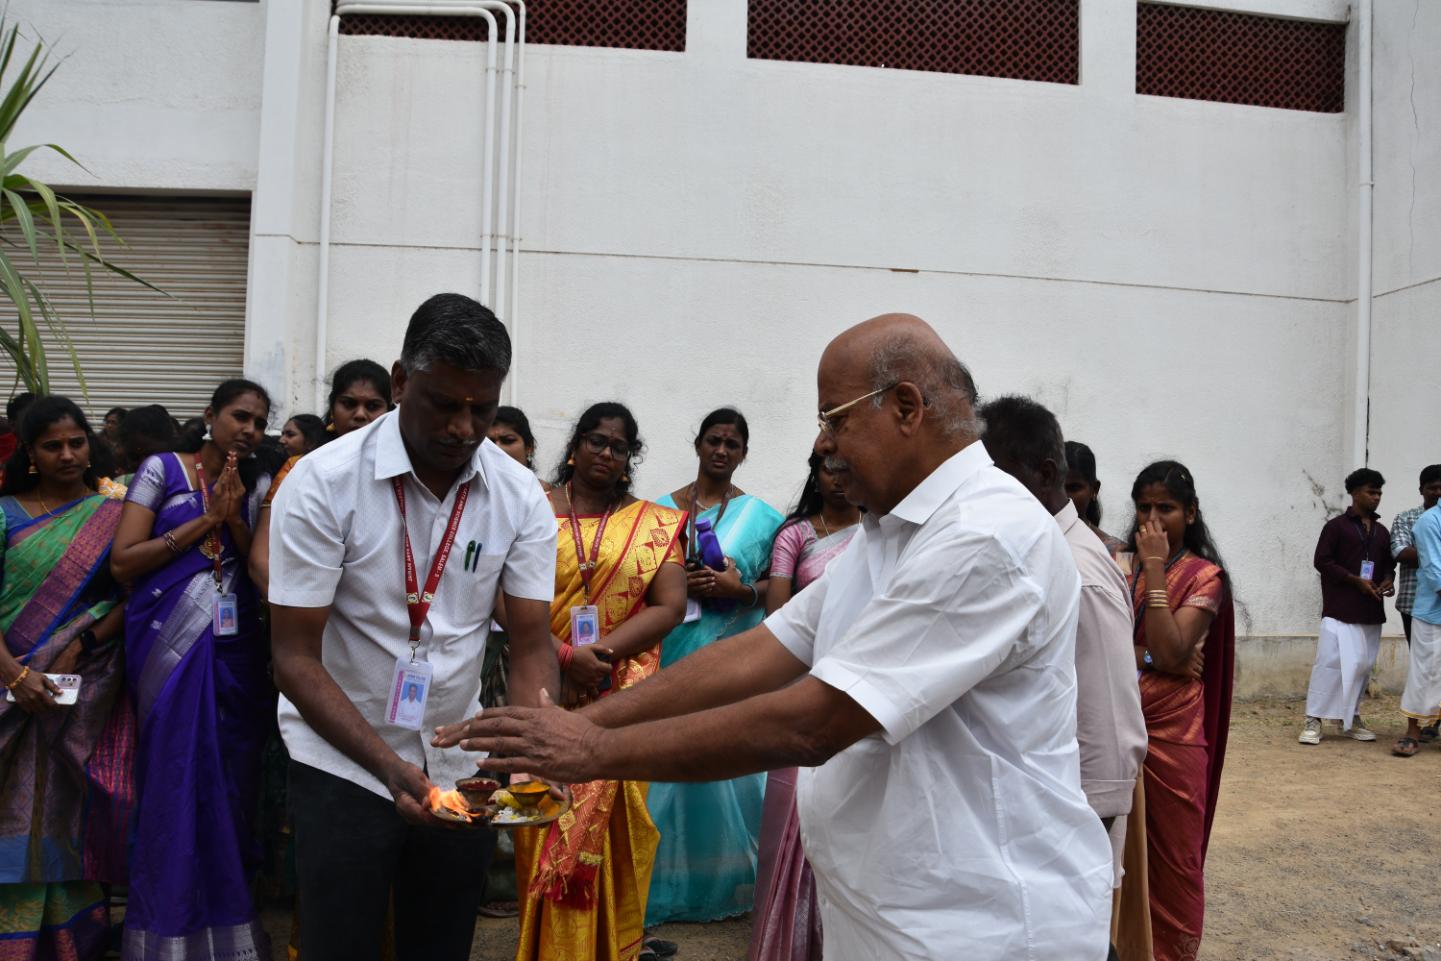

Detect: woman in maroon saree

[1123,461,1235,961]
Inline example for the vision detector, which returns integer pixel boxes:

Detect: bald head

[820,314,981,441]
[815,314,982,515]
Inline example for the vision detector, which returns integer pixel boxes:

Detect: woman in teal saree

[647,409,782,926]
[0,397,132,961]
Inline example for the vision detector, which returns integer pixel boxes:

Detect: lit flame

[427,786,473,822]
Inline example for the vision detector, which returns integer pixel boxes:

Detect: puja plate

[485,779,573,830]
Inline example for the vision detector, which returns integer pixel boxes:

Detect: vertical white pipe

[489,4,515,324]
[508,0,526,406]
[1353,0,1373,468]
[315,15,341,412]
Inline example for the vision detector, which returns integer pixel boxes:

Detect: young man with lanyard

[269,294,558,961]
[1300,468,1396,745]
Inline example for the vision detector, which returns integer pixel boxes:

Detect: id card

[684,598,702,624]
[213,593,239,637]
[5,673,81,706]
[387,657,433,730]
[1360,560,1375,580]
[570,605,600,646]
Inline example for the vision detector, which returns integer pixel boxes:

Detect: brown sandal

[1393,736,1420,757]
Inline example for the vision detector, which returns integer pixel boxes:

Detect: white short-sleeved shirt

[269,410,556,799]
[765,441,1113,961]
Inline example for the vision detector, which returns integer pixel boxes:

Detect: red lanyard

[392,477,470,655]
[193,455,224,591]
[566,482,613,604]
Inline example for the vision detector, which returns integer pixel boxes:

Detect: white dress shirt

[1058,500,1148,886]
[269,411,556,799]
[765,441,1113,961]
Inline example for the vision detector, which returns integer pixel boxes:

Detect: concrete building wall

[12,0,1432,693]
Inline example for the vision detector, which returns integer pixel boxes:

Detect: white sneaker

[1340,716,1377,741]
[1298,716,1322,745]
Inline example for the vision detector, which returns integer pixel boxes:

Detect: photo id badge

[1360,560,1376,580]
[386,657,433,730]
[213,594,239,637]
[570,605,600,646]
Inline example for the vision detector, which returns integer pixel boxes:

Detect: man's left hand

[1378,578,1396,597]
[432,688,603,784]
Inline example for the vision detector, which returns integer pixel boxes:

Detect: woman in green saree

[0,396,131,961]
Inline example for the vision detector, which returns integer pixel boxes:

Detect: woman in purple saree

[0,398,131,961]
[111,381,277,961]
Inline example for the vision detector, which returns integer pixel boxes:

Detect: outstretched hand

[431,688,604,785]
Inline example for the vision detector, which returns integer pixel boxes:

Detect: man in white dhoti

[1300,468,1396,745]
[1396,504,1441,756]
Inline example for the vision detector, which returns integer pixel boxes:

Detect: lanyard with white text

[193,455,224,591]
[566,482,613,604]
[392,477,470,662]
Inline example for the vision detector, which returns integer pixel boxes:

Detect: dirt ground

[265,694,1441,961]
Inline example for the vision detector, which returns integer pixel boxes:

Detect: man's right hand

[1351,575,1382,601]
[383,758,437,826]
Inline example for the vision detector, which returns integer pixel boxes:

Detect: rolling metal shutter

[1,195,250,423]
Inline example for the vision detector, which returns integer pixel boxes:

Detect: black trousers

[289,761,496,961]
[1403,612,1413,646]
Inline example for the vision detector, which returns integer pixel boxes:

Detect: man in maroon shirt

[1300,468,1397,744]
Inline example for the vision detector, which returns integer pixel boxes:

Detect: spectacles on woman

[817,384,896,435]
[580,432,631,458]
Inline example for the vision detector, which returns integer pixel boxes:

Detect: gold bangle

[1143,556,1166,563]
[1147,600,1171,609]
[4,665,30,691]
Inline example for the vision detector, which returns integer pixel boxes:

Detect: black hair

[286,414,330,454]
[782,451,826,528]
[104,406,128,422]
[89,435,120,480]
[1345,467,1385,493]
[327,359,393,424]
[175,379,280,492]
[6,392,36,423]
[1421,464,1441,487]
[1128,460,1229,586]
[554,402,644,497]
[118,405,178,471]
[177,417,207,449]
[493,405,537,468]
[694,408,750,452]
[1064,440,1104,526]
[0,395,101,495]
[978,394,1065,481]
[400,294,511,375]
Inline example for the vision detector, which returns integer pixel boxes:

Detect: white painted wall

[5,0,264,192]
[20,0,1427,666]
[1369,0,1441,513]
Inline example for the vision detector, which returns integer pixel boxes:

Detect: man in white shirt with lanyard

[439,314,1114,960]
[269,294,557,961]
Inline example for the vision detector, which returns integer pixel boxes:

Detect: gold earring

[622,473,631,484]
[567,456,574,466]
[27,462,37,475]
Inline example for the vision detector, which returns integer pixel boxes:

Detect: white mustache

[824,456,849,472]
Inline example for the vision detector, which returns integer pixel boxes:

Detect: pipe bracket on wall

[316,1,526,410]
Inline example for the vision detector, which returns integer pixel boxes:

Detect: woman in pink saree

[749,453,861,961]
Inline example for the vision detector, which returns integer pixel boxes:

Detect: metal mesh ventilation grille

[1136,3,1346,113]
[337,1,686,51]
[746,0,1079,85]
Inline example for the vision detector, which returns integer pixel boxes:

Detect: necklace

[818,515,831,538]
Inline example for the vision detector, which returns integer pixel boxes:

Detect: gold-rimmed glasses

[817,383,896,434]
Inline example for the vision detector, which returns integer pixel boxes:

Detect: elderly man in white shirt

[440,313,1114,961]
[269,294,558,961]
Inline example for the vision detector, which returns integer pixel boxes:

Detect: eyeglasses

[817,384,896,435]
[580,432,632,458]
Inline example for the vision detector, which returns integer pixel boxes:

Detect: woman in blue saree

[111,380,278,961]
[0,397,131,961]
[646,409,782,927]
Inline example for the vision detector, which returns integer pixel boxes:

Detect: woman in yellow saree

[514,402,687,961]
